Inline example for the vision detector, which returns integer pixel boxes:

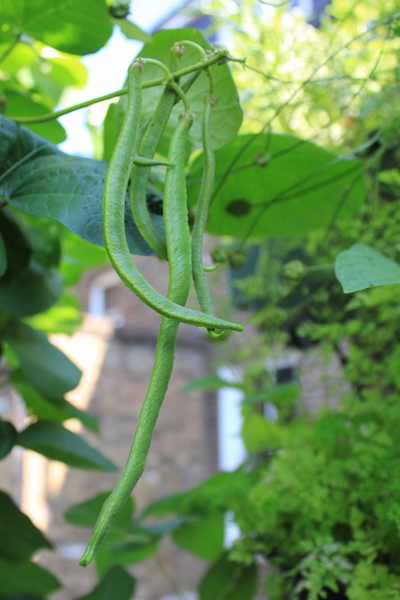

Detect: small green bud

[109,1,130,19]
[283,260,308,282]
[211,246,229,264]
[228,249,247,269]
[254,151,271,168]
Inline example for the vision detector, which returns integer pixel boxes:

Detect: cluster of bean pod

[80,42,243,567]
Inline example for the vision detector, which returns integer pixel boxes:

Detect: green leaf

[242,413,282,453]
[243,383,300,407]
[25,294,83,335]
[0,420,17,459]
[24,220,61,270]
[335,243,400,293]
[0,491,52,561]
[199,552,258,600]
[60,230,108,287]
[377,168,400,187]
[5,90,66,143]
[188,133,365,238]
[17,421,117,471]
[137,29,242,153]
[0,208,32,287]
[0,233,6,278]
[74,566,135,600]
[0,0,113,55]
[65,491,134,529]
[0,594,44,600]
[140,493,186,519]
[173,511,225,561]
[116,18,150,42]
[177,376,244,394]
[94,530,159,575]
[0,116,158,255]
[10,370,98,433]
[0,42,36,75]
[0,262,62,317]
[0,557,60,596]
[2,320,82,398]
[102,100,126,162]
[144,517,187,537]
[31,56,88,107]
[49,57,88,88]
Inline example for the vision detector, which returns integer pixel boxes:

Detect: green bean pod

[129,85,177,260]
[101,61,242,332]
[80,113,194,567]
[191,93,216,317]
[129,47,190,261]
[104,225,243,331]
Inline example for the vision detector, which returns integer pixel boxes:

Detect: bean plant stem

[11,49,235,125]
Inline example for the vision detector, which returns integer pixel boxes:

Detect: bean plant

[0,0,400,598]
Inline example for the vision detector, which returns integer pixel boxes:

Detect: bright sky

[59,0,188,156]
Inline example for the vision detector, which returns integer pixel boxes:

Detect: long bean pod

[104,213,243,331]
[191,88,216,317]
[129,44,198,260]
[80,113,194,567]
[102,63,242,330]
[129,85,177,260]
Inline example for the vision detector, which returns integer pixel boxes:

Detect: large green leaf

[10,369,98,433]
[0,208,32,287]
[0,420,17,459]
[199,552,258,600]
[25,293,83,335]
[187,133,365,238]
[0,594,43,600]
[102,100,126,162]
[140,493,186,519]
[173,511,225,561]
[242,413,282,453]
[136,29,242,155]
[335,243,400,293]
[243,383,300,407]
[74,566,135,600]
[0,233,6,278]
[65,491,134,530]
[0,0,112,55]
[0,491,52,561]
[17,421,117,471]
[116,19,150,42]
[24,220,61,270]
[178,375,244,394]
[0,115,159,255]
[31,56,88,107]
[94,528,159,575]
[60,230,108,287]
[3,320,81,398]
[0,262,62,317]
[0,42,37,75]
[0,557,59,596]
[5,90,66,143]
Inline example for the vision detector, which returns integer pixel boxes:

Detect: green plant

[2,0,400,598]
